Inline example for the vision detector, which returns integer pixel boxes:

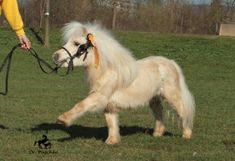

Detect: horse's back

[108,56,181,109]
[109,56,164,109]
[138,56,176,67]
[138,56,180,82]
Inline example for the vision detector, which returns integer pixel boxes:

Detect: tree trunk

[39,0,44,29]
[44,0,50,47]
[112,5,118,29]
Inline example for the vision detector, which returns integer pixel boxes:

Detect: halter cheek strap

[61,46,73,58]
[60,46,74,71]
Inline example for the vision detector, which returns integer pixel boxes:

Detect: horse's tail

[171,60,195,130]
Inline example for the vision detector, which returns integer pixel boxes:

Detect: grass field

[0,27,234,161]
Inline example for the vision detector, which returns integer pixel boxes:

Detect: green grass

[0,27,235,161]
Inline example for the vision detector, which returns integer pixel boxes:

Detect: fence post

[44,0,50,47]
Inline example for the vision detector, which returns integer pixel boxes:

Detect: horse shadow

[0,124,8,130]
[31,123,176,142]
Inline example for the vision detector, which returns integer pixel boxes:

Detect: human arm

[1,0,31,49]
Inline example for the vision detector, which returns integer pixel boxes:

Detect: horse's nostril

[53,53,59,61]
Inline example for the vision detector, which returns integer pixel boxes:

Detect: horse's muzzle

[52,53,65,66]
[52,53,60,62]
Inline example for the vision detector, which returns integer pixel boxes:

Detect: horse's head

[52,22,99,68]
[52,21,137,88]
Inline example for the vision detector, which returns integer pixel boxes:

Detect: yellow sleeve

[1,0,25,36]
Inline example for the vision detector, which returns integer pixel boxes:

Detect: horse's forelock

[62,22,87,43]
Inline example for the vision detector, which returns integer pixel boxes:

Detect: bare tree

[223,0,235,21]
[20,0,232,34]
[96,0,132,29]
[112,1,120,29]
[44,0,50,47]
[39,0,45,29]
[210,0,223,33]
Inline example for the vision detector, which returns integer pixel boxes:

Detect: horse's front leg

[104,112,120,145]
[57,92,108,127]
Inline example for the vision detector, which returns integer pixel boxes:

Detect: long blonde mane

[63,22,138,88]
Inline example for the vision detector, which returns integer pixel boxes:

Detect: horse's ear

[87,33,95,46]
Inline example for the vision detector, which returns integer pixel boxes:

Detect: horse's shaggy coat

[53,21,195,144]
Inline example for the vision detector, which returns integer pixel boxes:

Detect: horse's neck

[85,66,103,90]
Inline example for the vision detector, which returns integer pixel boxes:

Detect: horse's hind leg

[149,97,166,137]
[162,85,192,139]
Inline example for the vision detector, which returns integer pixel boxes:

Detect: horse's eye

[74,41,80,46]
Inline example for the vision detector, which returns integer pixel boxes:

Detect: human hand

[18,35,31,49]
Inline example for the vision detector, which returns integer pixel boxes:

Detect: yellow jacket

[0,0,25,36]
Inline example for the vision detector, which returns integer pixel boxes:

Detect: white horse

[52,21,195,144]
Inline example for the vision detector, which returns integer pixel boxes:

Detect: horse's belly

[109,62,162,109]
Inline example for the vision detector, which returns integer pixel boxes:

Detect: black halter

[59,34,94,75]
[61,34,94,62]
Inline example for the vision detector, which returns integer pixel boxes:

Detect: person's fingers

[22,37,31,49]
[18,35,31,50]
[21,44,26,49]
[24,37,31,49]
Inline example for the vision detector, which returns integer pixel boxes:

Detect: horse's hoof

[56,119,66,125]
[153,132,164,137]
[183,133,192,139]
[56,116,70,127]
[183,128,192,139]
[105,136,120,145]
[153,126,166,137]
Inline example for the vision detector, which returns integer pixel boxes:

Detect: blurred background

[1,0,235,35]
